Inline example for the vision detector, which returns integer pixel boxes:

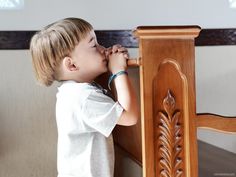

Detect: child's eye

[91,43,96,48]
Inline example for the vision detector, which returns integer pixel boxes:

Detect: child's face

[70,30,108,81]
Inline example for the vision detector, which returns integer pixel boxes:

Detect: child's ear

[63,57,78,71]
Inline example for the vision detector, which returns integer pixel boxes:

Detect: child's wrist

[108,70,128,90]
[110,67,127,75]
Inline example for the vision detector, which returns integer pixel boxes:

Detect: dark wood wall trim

[196,28,236,46]
[1,28,236,49]
[0,31,35,50]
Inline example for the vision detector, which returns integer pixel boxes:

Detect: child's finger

[112,44,122,53]
[118,47,128,53]
[105,47,112,56]
[123,53,129,59]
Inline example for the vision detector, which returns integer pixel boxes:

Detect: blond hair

[30,17,93,86]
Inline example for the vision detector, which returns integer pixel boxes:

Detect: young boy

[30,17,139,177]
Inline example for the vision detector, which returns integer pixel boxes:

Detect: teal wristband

[108,71,128,90]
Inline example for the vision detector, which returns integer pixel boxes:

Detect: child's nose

[97,45,106,54]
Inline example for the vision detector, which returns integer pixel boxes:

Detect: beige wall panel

[0,50,58,177]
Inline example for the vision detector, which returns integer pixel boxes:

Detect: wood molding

[0,30,137,49]
[197,114,236,133]
[0,31,35,49]
[134,25,201,39]
[1,28,236,49]
[196,28,236,46]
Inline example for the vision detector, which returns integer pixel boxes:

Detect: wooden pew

[113,26,201,177]
[112,26,236,177]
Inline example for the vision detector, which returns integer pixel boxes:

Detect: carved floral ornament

[157,90,183,177]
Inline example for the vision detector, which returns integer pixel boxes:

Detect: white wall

[196,46,236,154]
[0,0,236,30]
[196,46,236,116]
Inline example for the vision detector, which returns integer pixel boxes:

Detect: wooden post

[135,26,201,177]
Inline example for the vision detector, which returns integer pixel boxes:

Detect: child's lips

[103,58,108,64]
[103,57,108,62]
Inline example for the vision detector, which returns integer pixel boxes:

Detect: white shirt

[56,81,123,177]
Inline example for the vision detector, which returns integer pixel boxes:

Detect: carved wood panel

[153,59,190,177]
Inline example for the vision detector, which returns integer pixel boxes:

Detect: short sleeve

[81,90,123,137]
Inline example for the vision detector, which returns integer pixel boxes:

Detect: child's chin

[99,69,108,76]
[104,67,108,72]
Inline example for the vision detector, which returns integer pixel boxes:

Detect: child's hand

[107,44,129,74]
[107,44,129,58]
